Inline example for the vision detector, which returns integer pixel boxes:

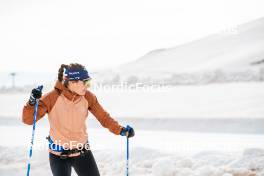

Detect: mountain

[97,17,264,84]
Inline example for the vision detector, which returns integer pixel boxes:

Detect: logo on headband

[64,68,90,81]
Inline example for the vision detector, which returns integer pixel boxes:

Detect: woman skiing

[22,63,135,176]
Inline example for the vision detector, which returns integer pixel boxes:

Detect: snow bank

[0,146,263,176]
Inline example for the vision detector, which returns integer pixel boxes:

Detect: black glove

[29,86,43,106]
[120,125,135,138]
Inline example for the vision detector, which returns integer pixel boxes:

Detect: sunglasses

[83,79,92,87]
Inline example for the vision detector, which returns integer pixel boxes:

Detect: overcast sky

[0,0,264,73]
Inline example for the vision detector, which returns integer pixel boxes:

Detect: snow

[0,126,264,176]
[91,17,264,85]
[1,82,264,119]
[116,18,264,75]
[94,82,264,119]
[1,81,264,175]
[0,81,263,175]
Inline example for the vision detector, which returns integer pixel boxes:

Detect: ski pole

[26,85,43,176]
[126,126,129,176]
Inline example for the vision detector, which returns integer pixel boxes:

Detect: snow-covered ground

[0,126,264,176]
[0,82,264,175]
[1,82,263,119]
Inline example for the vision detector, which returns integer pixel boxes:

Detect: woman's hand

[120,125,135,138]
[29,86,43,106]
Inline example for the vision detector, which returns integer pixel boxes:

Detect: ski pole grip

[37,85,43,91]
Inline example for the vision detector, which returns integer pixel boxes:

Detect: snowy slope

[113,17,264,79]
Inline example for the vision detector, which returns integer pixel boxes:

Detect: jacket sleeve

[22,91,52,125]
[85,91,123,135]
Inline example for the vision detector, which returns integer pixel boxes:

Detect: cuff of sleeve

[117,126,123,135]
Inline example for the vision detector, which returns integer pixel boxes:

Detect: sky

[0,0,264,73]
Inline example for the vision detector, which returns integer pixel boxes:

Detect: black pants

[49,150,100,176]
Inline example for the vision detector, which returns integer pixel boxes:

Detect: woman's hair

[58,63,86,87]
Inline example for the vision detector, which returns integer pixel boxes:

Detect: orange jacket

[22,81,122,150]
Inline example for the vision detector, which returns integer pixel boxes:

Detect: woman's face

[68,80,90,96]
